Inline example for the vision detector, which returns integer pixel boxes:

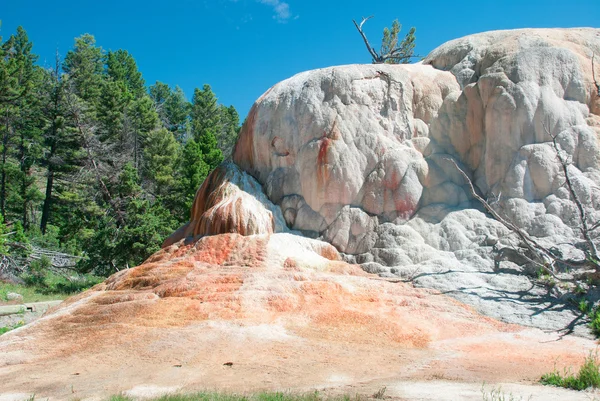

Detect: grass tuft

[0,320,24,335]
[541,352,600,390]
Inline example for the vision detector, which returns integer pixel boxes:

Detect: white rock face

[227,28,600,333]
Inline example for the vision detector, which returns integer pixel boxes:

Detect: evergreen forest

[0,26,240,289]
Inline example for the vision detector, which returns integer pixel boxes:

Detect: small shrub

[372,387,386,399]
[0,321,24,335]
[578,299,590,314]
[541,352,600,390]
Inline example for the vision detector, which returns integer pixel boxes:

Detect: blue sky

[2,0,599,118]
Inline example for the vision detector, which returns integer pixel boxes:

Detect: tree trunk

[1,110,10,218]
[19,132,28,229]
[40,165,54,234]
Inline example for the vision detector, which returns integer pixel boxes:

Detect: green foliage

[0,215,8,255]
[0,276,98,302]
[0,25,238,279]
[589,306,600,337]
[97,79,131,141]
[63,34,105,103]
[150,82,190,141]
[144,128,179,196]
[0,321,24,336]
[218,105,241,160]
[192,84,221,142]
[178,139,209,214]
[380,20,416,64]
[541,352,600,390]
[106,49,145,98]
[198,128,224,171]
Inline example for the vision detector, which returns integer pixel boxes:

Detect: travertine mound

[233,28,600,253]
[0,233,594,400]
[228,28,600,331]
[164,163,288,247]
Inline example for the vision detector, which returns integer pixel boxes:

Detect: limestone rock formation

[229,28,600,330]
[234,28,600,250]
[163,162,288,247]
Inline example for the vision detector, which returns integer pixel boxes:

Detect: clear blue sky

[2,0,599,118]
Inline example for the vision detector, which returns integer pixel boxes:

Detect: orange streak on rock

[317,137,330,191]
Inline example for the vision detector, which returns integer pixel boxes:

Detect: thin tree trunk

[19,132,28,229]
[40,161,54,234]
[1,110,10,218]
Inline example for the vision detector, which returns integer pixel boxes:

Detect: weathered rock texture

[229,28,600,331]
[0,233,595,400]
[164,163,288,247]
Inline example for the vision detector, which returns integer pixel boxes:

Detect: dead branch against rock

[548,128,600,265]
[593,53,600,97]
[448,157,599,285]
[447,159,560,277]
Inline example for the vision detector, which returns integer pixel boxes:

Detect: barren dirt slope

[0,234,596,400]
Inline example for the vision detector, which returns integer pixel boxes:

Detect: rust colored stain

[317,137,330,191]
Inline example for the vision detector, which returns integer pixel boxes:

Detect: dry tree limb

[447,159,559,274]
[547,128,600,264]
[352,16,381,63]
[593,53,600,97]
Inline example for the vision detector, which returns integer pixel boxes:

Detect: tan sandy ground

[0,234,597,400]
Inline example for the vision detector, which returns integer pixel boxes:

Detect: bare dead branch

[593,53,600,97]
[359,15,373,30]
[353,17,382,63]
[590,221,600,232]
[447,159,558,265]
[546,127,600,265]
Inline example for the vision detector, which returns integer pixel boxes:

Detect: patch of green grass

[0,281,68,304]
[0,272,102,304]
[107,392,361,401]
[0,320,24,335]
[541,352,600,390]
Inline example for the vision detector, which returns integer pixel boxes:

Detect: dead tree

[448,128,600,285]
[352,16,417,64]
[593,53,600,97]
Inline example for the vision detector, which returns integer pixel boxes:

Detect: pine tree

[63,34,105,103]
[164,86,190,142]
[217,104,240,160]
[191,84,224,171]
[106,49,145,99]
[380,20,416,64]
[127,95,159,170]
[197,128,223,171]
[97,79,130,143]
[191,84,221,143]
[144,127,179,197]
[178,139,209,215]
[0,27,43,227]
[39,53,86,234]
